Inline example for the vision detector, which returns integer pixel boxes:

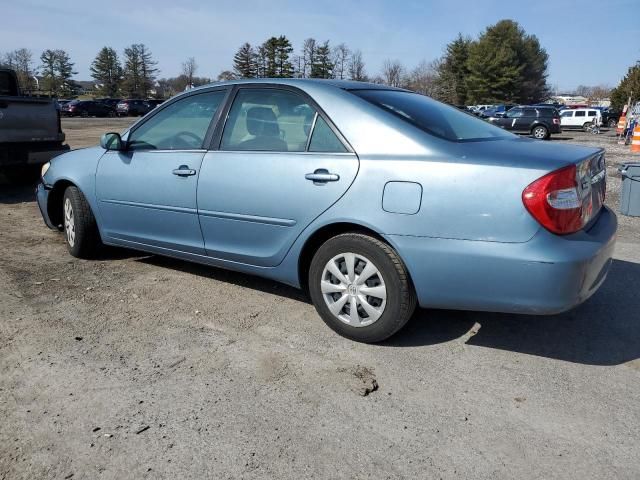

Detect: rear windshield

[352,90,514,142]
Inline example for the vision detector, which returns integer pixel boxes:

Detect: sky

[2,0,639,92]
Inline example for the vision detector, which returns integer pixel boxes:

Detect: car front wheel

[63,186,101,258]
[532,125,549,140]
[308,233,416,343]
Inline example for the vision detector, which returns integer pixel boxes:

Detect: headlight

[41,162,51,178]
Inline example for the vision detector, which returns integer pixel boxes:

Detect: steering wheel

[170,131,203,149]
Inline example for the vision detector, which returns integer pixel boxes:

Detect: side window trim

[126,87,230,151]
[209,84,354,154]
[304,112,319,152]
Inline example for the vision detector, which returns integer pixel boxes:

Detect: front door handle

[305,169,339,184]
[172,165,196,177]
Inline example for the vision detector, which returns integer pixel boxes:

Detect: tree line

[1,18,635,107]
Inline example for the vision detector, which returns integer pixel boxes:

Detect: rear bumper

[386,206,617,315]
[0,143,69,167]
[36,182,57,230]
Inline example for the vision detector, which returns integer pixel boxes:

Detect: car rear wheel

[532,125,549,140]
[308,233,416,343]
[63,186,101,259]
[81,110,89,118]
[583,122,593,131]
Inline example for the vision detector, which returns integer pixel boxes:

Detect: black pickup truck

[0,69,69,177]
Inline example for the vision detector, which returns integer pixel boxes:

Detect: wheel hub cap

[321,252,387,327]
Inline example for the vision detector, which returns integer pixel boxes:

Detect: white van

[559,108,602,130]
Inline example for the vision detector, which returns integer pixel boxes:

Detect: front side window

[561,111,573,117]
[588,111,598,117]
[353,90,513,142]
[128,90,226,150]
[523,108,536,116]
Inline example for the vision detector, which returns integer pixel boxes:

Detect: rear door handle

[172,165,196,177]
[305,169,339,183]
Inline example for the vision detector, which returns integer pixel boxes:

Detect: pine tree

[261,37,279,77]
[90,47,122,97]
[311,41,333,79]
[40,49,76,97]
[465,20,548,104]
[274,35,293,77]
[435,34,472,104]
[233,43,257,78]
[122,44,157,98]
[610,61,640,110]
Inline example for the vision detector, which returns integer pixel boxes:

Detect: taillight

[522,164,584,235]
[553,118,560,125]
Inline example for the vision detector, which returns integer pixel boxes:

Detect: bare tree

[301,38,317,78]
[381,59,405,87]
[181,57,198,88]
[405,60,440,96]
[217,70,236,81]
[332,43,350,80]
[2,48,35,90]
[348,50,367,81]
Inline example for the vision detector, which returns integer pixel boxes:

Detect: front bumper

[36,182,57,230]
[386,206,617,315]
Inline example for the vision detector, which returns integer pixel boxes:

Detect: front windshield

[352,89,515,142]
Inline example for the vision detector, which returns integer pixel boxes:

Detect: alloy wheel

[64,198,76,247]
[321,252,387,327]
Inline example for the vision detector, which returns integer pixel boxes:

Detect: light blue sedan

[37,79,616,342]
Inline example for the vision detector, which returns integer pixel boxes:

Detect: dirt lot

[1,120,639,479]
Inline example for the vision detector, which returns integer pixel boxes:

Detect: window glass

[309,115,347,152]
[128,91,226,150]
[353,90,513,142]
[506,108,524,118]
[221,89,317,152]
[561,111,573,117]
[523,108,536,116]
[575,111,586,117]
[588,111,597,117]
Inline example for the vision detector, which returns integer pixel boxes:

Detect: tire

[608,118,617,128]
[108,110,116,118]
[531,125,549,140]
[81,110,89,118]
[308,233,417,343]
[62,186,101,258]
[583,122,593,132]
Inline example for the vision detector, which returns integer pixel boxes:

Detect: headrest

[247,107,279,137]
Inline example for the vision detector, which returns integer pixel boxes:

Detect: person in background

[592,112,601,134]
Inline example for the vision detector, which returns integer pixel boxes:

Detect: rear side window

[575,111,586,117]
[308,116,347,153]
[588,111,597,117]
[221,88,347,153]
[353,90,513,142]
[523,108,536,116]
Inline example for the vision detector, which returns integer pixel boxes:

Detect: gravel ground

[1,121,639,479]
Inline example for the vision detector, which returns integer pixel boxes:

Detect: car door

[95,88,228,254]
[197,86,359,267]
[501,107,523,131]
[573,110,587,127]
[560,110,574,127]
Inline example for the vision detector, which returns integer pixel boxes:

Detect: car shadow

[141,254,639,366]
[387,259,640,366]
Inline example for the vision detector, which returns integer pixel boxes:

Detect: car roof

[193,78,405,92]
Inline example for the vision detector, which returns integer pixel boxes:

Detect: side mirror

[100,132,124,151]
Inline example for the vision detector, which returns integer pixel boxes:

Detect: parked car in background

[599,108,620,128]
[56,99,71,110]
[0,68,69,176]
[37,79,615,343]
[116,99,154,117]
[147,99,165,109]
[480,104,516,118]
[62,100,116,118]
[559,108,602,131]
[96,98,123,110]
[487,105,561,139]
